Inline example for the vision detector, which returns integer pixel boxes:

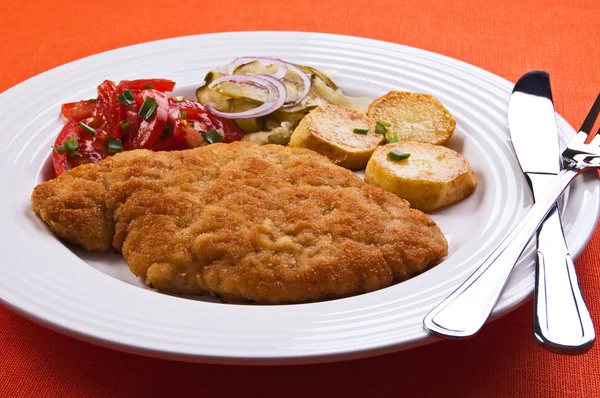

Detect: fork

[423,94,600,339]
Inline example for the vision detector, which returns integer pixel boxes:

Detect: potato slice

[365,141,476,211]
[289,104,385,170]
[368,91,456,145]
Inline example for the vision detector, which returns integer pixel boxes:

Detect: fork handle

[423,165,583,338]
[531,173,595,353]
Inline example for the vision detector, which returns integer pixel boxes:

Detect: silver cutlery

[509,71,594,354]
[423,91,600,340]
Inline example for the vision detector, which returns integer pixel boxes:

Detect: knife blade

[508,71,594,354]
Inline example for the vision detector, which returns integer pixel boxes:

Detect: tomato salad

[52,79,244,176]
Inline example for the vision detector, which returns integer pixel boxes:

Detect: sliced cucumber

[267,127,292,145]
[271,110,307,129]
[296,64,338,90]
[233,61,280,76]
[241,127,291,146]
[196,71,231,112]
[212,79,269,103]
[311,76,354,107]
[230,99,265,133]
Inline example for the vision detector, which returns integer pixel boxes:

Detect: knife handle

[530,174,595,354]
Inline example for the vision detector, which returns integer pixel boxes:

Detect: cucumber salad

[195,56,369,145]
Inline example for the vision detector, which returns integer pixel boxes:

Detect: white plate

[0,32,598,365]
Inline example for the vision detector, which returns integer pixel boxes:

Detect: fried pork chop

[31,142,448,304]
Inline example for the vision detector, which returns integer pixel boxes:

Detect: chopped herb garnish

[78,121,96,136]
[107,138,123,154]
[377,120,391,127]
[387,150,410,161]
[138,97,158,121]
[144,84,156,89]
[203,128,223,144]
[117,90,135,106]
[180,111,187,120]
[172,96,184,103]
[159,122,173,138]
[385,131,400,143]
[53,136,80,157]
[353,127,369,134]
[120,120,130,136]
[376,123,387,135]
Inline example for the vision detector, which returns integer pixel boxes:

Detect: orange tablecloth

[1,0,599,396]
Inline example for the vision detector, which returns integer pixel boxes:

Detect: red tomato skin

[52,120,80,176]
[54,80,245,176]
[119,79,176,92]
[95,80,121,139]
[168,99,244,143]
[172,120,206,148]
[60,100,96,121]
[129,90,169,149]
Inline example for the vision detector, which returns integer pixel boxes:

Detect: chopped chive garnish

[53,136,80,157]
[385,131,400,143]
[376,123,387,135]
[78,121,96,136]
[107,138,123,154]
[353,127,369,134]
[138,97,158,121]
[159,122,173,138]
[120,120,130,136]
[387,150,410,161]
[377,120,391,127]
[180,111,187,120]
[173,96,184,103]
[144,84,156,89]
[117,90,135,106]
[203,128,223,144]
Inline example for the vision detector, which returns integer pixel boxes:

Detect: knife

[508,70,595,354]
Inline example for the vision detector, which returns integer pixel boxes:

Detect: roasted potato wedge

[368,91,456,145]
[289,104,384,170]
[365,141,476,211]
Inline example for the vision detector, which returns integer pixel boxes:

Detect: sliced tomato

[52,120,80,176]
[119,79,176,93]
[172,120,206,148]
[129,90,169,149]
[53,79,245,176]
[95,80,121,139]
[122,111,142,151]
[61,100,96,121]
[168,99,244,143]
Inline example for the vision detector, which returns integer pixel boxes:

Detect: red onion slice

[228,57,288,80]
[206,75,287,119]
[228,56,312,105]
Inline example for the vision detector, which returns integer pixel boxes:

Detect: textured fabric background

[1,0,599,396]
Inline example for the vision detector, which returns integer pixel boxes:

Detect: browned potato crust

[289,104,384,170]
[365,141,476,212]
[368,91,456,145]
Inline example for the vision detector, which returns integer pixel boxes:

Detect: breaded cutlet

[31,142,447,304]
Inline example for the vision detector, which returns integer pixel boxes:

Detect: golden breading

[31,142,448,304]
[365,141,477,212]
[368,91,456,145]
[289,104,384,170]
